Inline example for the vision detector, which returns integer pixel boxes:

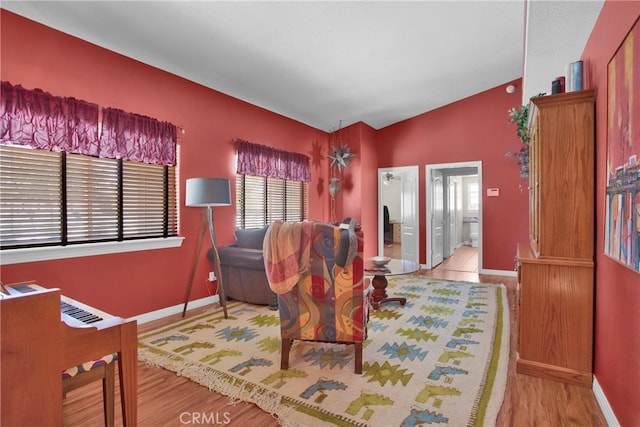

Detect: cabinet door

[517,259,594,386]
[528,122,540,254]
[529,91,595,260]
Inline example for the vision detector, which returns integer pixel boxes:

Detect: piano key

[3,282,122,329]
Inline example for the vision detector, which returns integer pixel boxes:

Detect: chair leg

[354,342,363,374]
[281,339,291,370]
[102,362,115,427]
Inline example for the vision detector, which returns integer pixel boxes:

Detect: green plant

[509,104,530,144]
[507,104,530,178]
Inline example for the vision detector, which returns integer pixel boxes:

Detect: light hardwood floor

[63,249,607,426]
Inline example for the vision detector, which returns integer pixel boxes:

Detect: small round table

[366,259,420,309]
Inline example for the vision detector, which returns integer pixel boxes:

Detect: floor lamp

[183,178,231,318]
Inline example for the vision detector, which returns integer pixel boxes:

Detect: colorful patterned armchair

[264,219,368,374]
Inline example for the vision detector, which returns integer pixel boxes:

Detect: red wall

[333,122,379,261]
[0,10,331,317]
[3,4,637,423]
[582,2,640,425]
[0,9,527,320]
[376,82,529,269]
[356,122,380,262]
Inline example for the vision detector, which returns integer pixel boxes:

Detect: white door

[447,178,457,257]
[426,161,482,271]
[431,170,444,266]
[400,167,419,263]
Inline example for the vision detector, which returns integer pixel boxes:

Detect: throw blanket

[263,221,313,294]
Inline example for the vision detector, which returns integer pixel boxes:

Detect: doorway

[377,166,419,263]
[425,161,482,271]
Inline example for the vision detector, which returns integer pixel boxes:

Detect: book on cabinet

[516,90,595,387]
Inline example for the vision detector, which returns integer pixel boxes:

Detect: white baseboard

[593,376,620,426]
[128,295,219,325]
[479,268,517,277]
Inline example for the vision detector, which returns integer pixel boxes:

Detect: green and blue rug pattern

[138,277,509,426]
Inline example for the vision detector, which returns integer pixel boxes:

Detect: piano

[0,282,137,426]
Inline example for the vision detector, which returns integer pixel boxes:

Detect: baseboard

[593,376,620,426]
[128,295,219,325]
[479,268,517,277]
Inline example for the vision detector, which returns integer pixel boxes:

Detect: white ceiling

[523,0,604,102]
[2,1,603,132]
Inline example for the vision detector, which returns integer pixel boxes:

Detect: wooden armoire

[516,90,595,387]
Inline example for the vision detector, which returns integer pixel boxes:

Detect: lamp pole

[183,178,231,318]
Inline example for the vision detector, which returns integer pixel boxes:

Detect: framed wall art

[604,17,640,273]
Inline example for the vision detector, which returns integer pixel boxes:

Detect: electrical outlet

[208,271,216,282]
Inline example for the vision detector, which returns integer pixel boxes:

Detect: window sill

[0,237,185,265]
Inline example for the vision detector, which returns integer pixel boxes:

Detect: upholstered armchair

[263,219,368,374]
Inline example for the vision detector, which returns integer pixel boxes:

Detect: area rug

[138,277,509,426]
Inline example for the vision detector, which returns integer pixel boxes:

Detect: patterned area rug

[138,277,509,426]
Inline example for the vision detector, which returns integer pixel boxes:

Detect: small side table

[365,259,420,309]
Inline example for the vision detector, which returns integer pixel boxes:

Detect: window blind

[66,154,119,242]
[235,174,308,229]
[0,145,63,246]
[122,160,168,238]
[0,145,177,249]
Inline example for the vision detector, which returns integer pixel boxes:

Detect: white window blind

[0,145,63,246]
[66,154,119,242]
[123,160,169,238]
[235,174,308,229]
[0,145,177,249]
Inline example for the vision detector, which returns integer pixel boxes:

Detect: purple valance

[235,138,311,182]
[0,81,99,156]
[0,81,176,166]
[100,108,176,166]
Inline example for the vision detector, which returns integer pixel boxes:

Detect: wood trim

[516,358,592,388]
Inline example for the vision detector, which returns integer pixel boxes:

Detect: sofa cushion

[217,246,265,270]
[235,226,268,249]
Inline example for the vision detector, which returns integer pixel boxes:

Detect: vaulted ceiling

[1,1,604,131]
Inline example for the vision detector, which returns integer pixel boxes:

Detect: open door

[400,166,419,263]
[446,177,458,257]
[378,166,419,264]
[425,161,482,271]
[431,169,444,267]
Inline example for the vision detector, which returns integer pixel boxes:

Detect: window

[235,174,308,229]
[467,182,479,211]
[0,82,178,255]
[0,145,177,249]
[233,138,310,229]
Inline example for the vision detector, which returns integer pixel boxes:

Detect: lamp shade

[185,178,231,207]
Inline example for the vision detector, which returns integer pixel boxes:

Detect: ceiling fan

[383,172,395,185]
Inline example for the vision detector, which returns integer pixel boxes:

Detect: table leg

[370,274,406,309]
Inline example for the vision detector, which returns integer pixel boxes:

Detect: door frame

[377,165,419,262]
[425,161,483,270]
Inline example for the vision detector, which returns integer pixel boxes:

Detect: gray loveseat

[208,226,277,309]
